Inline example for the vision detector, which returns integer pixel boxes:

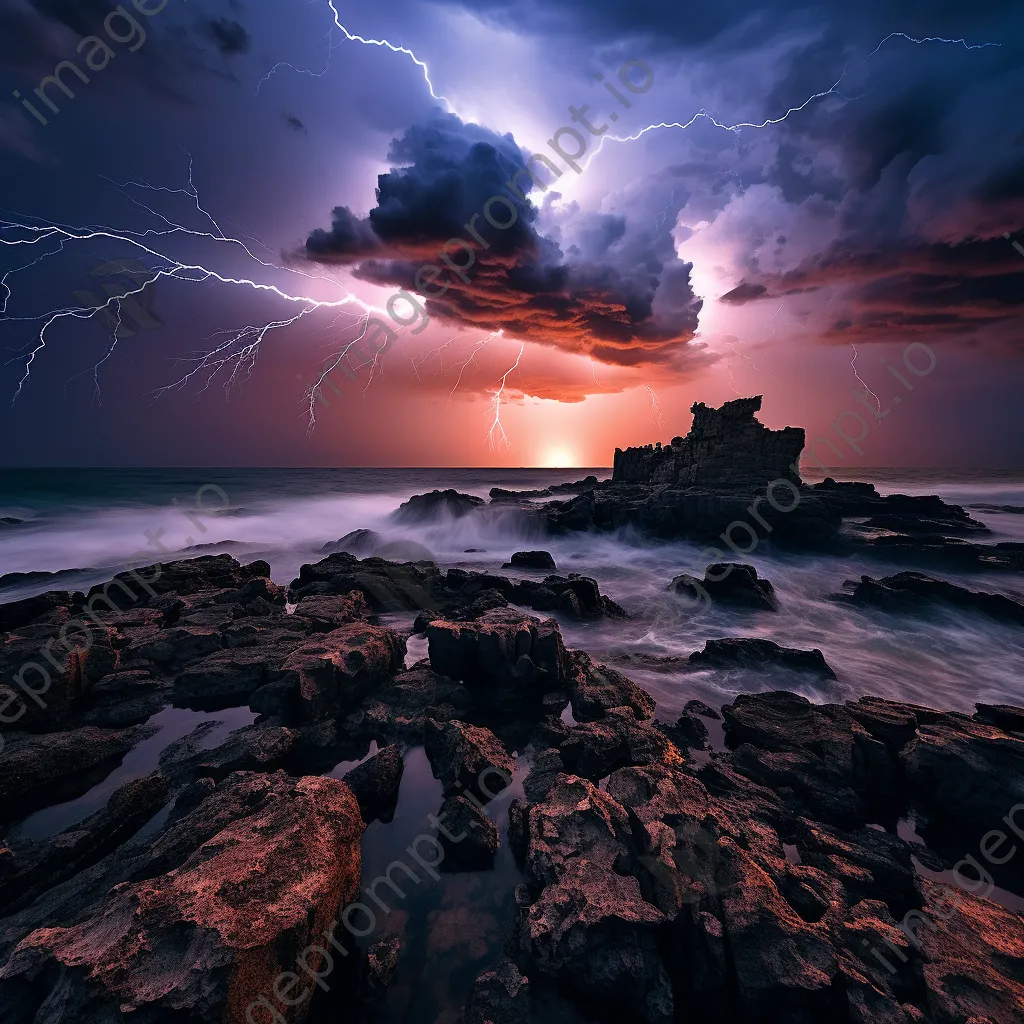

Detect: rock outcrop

[612,396,804,490]
[671,562,779,611]
[837,570,1024,625]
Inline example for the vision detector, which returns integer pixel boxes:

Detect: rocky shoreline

[1,398,1023,1023]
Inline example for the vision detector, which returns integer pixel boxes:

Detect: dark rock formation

[392,488,485,522]
[437,793,500,871]
[343,743,405,824]
[558,707,674,781]
[671,562,778,611]
[464,957,532,1024]
[837,570,1024,625]
[2,543,1024,1024]
[0,723,157,820]
[495,690,1024,1024]
[689,638,837,679]
[290,552,626,625]
[490,487,552,501]
[321,528,382,555]
[504,550,557,571]
[425,609,568,710]
[282,623,406,721]
[423,719,515,800]
[566,650,656,722]
[613,396,804,491]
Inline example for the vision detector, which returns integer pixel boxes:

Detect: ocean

[2,466,1024,719]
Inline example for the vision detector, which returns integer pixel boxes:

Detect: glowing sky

[0,0,1021,468]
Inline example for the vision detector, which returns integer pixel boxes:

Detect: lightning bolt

[324,0,456,114]
[850,343,883,426]
[0,162,395,420]
[654,188,678,232]
[447,330,502,404]
[487,342,524,451]
[584,33,999,169]
[1006,232,1024,259]
[722,300,784,395]
[644,384,666,429]
[255,21,342,97]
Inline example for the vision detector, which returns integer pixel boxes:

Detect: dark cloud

[720,281,769,304]
[438,0,1021,54]
[203,17,252,56]
[307,206,381,256]
[735,238,1024,343]
[303,113,703,367]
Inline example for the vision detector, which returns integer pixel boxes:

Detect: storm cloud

[304,113,703,366]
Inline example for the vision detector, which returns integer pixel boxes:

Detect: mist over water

[2,467,1023,718]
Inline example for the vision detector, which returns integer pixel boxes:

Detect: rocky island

[1,398,1022,1024]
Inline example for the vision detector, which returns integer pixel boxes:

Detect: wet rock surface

[689,637,838,679]
[392,488,485,523]
[838,570,1024,625]
[671,562,779,612]
[504,550,557,572]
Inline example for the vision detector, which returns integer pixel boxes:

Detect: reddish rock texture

[1,772,362,1024]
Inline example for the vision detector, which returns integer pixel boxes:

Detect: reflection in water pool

[311,745,529,1024]
[10,705,255,842]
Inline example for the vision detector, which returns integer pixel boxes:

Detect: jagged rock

[350,664,472,735]
[689,638,837,679]
[523,748,567,803]
[321,528,382,555]
[423,719,515,801]
[558,708,674,781]
[464,957,532,1024]
[0,772,363,1023]
[916,878,1024,1023]
[0,723,157,820]
[613,396,804,491]
[292,590,372,631]
[392,488,485,522]
[173,639,299,710]
[519,774,671,1023]
[89,555,273,609]
[0,772,170,914]
[426,608,568,710]
[0,589,85,632]
[685,699,720,719]
[504,550,557,571]
[365,936,402,996]
[437,793,500,871]
[900,713,1024,858]
[490,487,552,501]
[671,562,778,612]
[974,703,1024,734]
[283,623,405,721]
[290,552,443,611]
[837,570,1024,625]
[721,691,894,827]
[566,651,655,722]
[160,721,296,782]
[661,713,709,751]
[413,588,509,633]
[344,743,404,824]
[550,475,600,494]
